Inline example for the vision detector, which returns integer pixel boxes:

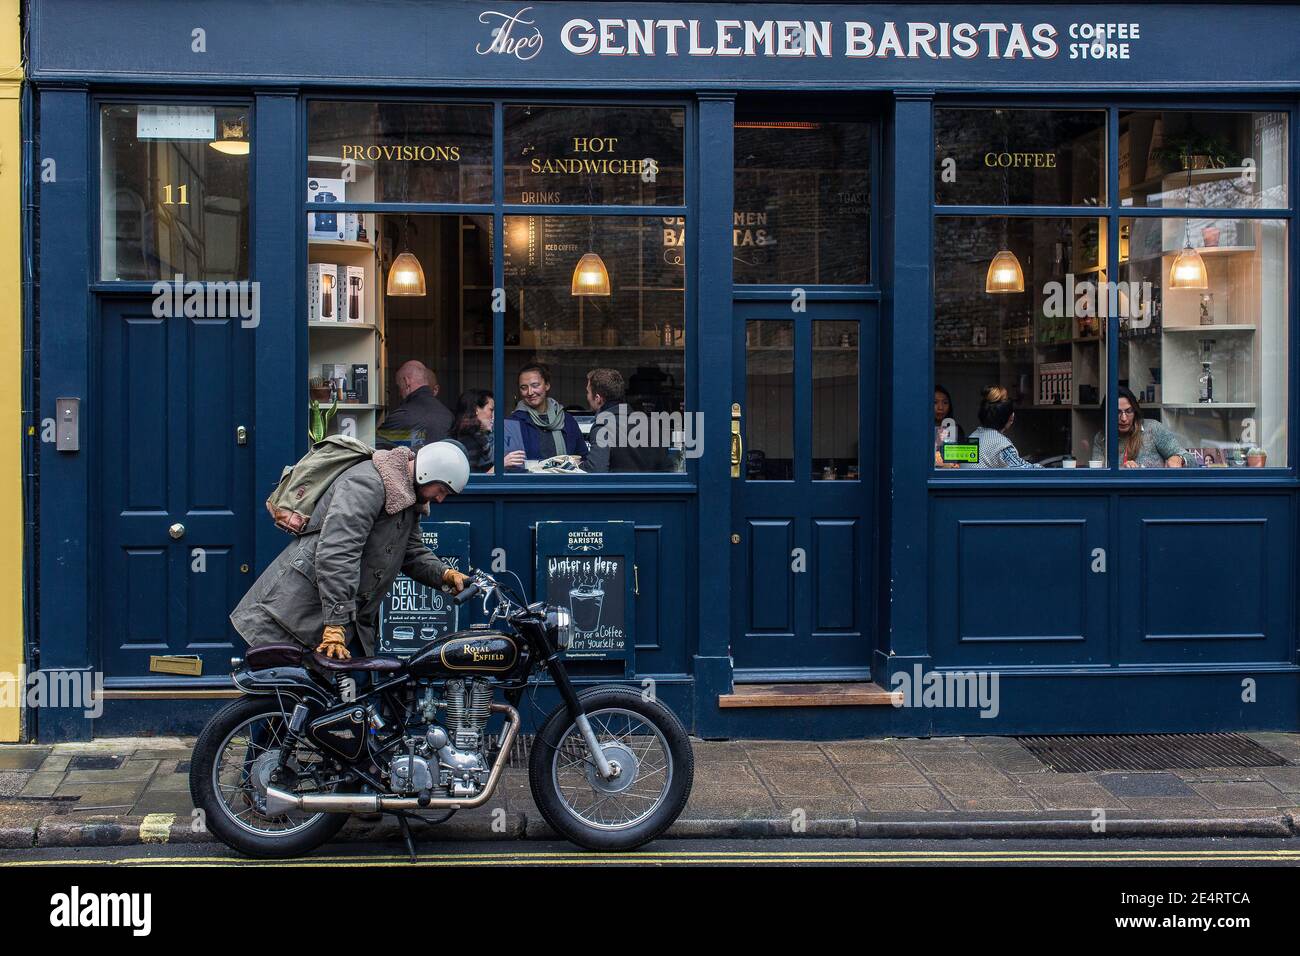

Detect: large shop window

[100,104,250,280]
[307,102,493,204]
[305,101,688,476]
[734,118,871,284]
[933,106,1290,471]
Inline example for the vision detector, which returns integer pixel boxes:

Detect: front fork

[546,657,618,782]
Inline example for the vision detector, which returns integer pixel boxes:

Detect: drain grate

[1016,733,1289,773]
[67,755,126,771]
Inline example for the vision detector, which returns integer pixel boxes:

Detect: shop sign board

[535,521,635,673]
[378,521,472,657]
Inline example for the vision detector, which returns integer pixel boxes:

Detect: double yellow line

[5,848,1299,866]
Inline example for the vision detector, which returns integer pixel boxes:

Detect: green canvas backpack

[265,435,374,534]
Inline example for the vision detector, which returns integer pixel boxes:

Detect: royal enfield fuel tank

[407,630,523,679]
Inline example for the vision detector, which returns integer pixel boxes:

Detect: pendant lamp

[209,118,250,155]
[1169,155,1209,290]
[387,251,426,296]
[985,250,1025,293]
[571,252,611,296]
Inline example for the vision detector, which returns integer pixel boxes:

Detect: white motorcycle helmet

[414,439,470,494]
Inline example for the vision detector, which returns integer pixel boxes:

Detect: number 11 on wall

[161,184,190,205]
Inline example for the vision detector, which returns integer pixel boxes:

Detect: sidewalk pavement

[2,733,1299,849]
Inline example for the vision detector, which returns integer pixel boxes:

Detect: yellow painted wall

[0,0,23,742]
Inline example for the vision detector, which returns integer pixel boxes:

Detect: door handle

[236,425,248,445]
[730,403,742,478]
[169,523,185,540]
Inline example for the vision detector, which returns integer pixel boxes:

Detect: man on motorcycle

[231,439,472,661]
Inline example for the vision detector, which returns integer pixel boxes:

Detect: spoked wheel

[529,686,693,850]
[190,696,349,858]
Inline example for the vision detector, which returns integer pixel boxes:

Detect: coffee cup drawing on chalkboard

[569,582,605,639]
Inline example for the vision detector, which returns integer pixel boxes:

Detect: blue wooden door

[98,298,256,679]
[731,300,878,680]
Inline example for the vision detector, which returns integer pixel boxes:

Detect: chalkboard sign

[535,521,636,673]
[378,521,471,657]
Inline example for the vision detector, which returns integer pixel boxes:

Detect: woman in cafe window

[1092,386,1190,468]
[452,389,495,473]
[933,383,967,467]
[960,385,1041,469]
[510,363,588,465]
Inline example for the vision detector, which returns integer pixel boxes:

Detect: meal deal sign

[378,521,471,658]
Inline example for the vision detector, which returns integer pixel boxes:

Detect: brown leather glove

[316,624,350,660]
[443,568,468,593]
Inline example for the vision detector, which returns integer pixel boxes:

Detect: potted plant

[1247,446,1268,467]
[308,398,338,444]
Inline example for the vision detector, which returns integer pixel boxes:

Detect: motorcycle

[190,567,694,859]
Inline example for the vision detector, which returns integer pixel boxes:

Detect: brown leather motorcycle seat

[309,652,404,673]
[244,643,306,669]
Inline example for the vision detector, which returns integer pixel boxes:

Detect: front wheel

[528,686,693,850]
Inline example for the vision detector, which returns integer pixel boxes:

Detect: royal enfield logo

[567,528,604,552]
[476,7,543,61]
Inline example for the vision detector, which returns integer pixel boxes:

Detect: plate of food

[530,454,587,474]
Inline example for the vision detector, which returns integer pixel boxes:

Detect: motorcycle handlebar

[453,583,481,605]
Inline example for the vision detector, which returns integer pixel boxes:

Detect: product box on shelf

[343,265,367,323]
[308,177,347,240]
[308,262,338,322]
[352,364,369,404]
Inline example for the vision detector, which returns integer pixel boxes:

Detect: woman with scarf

[509,363,588,470]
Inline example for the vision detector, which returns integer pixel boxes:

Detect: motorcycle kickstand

[393,811,419,864]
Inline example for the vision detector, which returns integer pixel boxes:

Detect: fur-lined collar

[372,447,429,516]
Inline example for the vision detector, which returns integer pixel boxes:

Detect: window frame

[930,97,1298,483]
[94,94,255,284]
[300,93,696,488]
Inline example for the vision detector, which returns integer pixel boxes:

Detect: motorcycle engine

[387,678,495,799]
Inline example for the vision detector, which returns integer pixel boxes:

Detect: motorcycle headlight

[547,605,573,649]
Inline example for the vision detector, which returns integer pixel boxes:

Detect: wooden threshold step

[719,681,902,709]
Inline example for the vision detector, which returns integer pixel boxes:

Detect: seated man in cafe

[376,360,454,450]
[584,368,670,473]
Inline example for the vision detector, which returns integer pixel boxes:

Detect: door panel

[731,301,878,679]
[99,299,255,678]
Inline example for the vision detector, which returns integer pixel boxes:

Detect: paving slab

[1188,781,1294,810]
[855,787,954,812]
[1097,772,1198,798]
[840,764,932,789]
[747,750,834,774]
[0,749,49,771]
[762,771,856,798]
[1022,782,1129,811]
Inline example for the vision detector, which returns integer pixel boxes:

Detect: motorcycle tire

[528,685,694,851]
[190,695,349,859]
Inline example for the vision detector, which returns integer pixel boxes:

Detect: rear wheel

[528,686,693,851]
[190,695,349,858]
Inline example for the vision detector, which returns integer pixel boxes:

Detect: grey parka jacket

[231,460,449,655]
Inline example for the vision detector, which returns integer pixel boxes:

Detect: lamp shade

[984,250,1025,293]
[571,252,611,296]
[1169,246,1208,290]
[387,252,427,296]
[208,119,250,155]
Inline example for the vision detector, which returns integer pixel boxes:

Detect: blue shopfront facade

[22,0,1300,741]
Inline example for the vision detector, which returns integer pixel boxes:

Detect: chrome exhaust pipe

[266,702,521,815]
